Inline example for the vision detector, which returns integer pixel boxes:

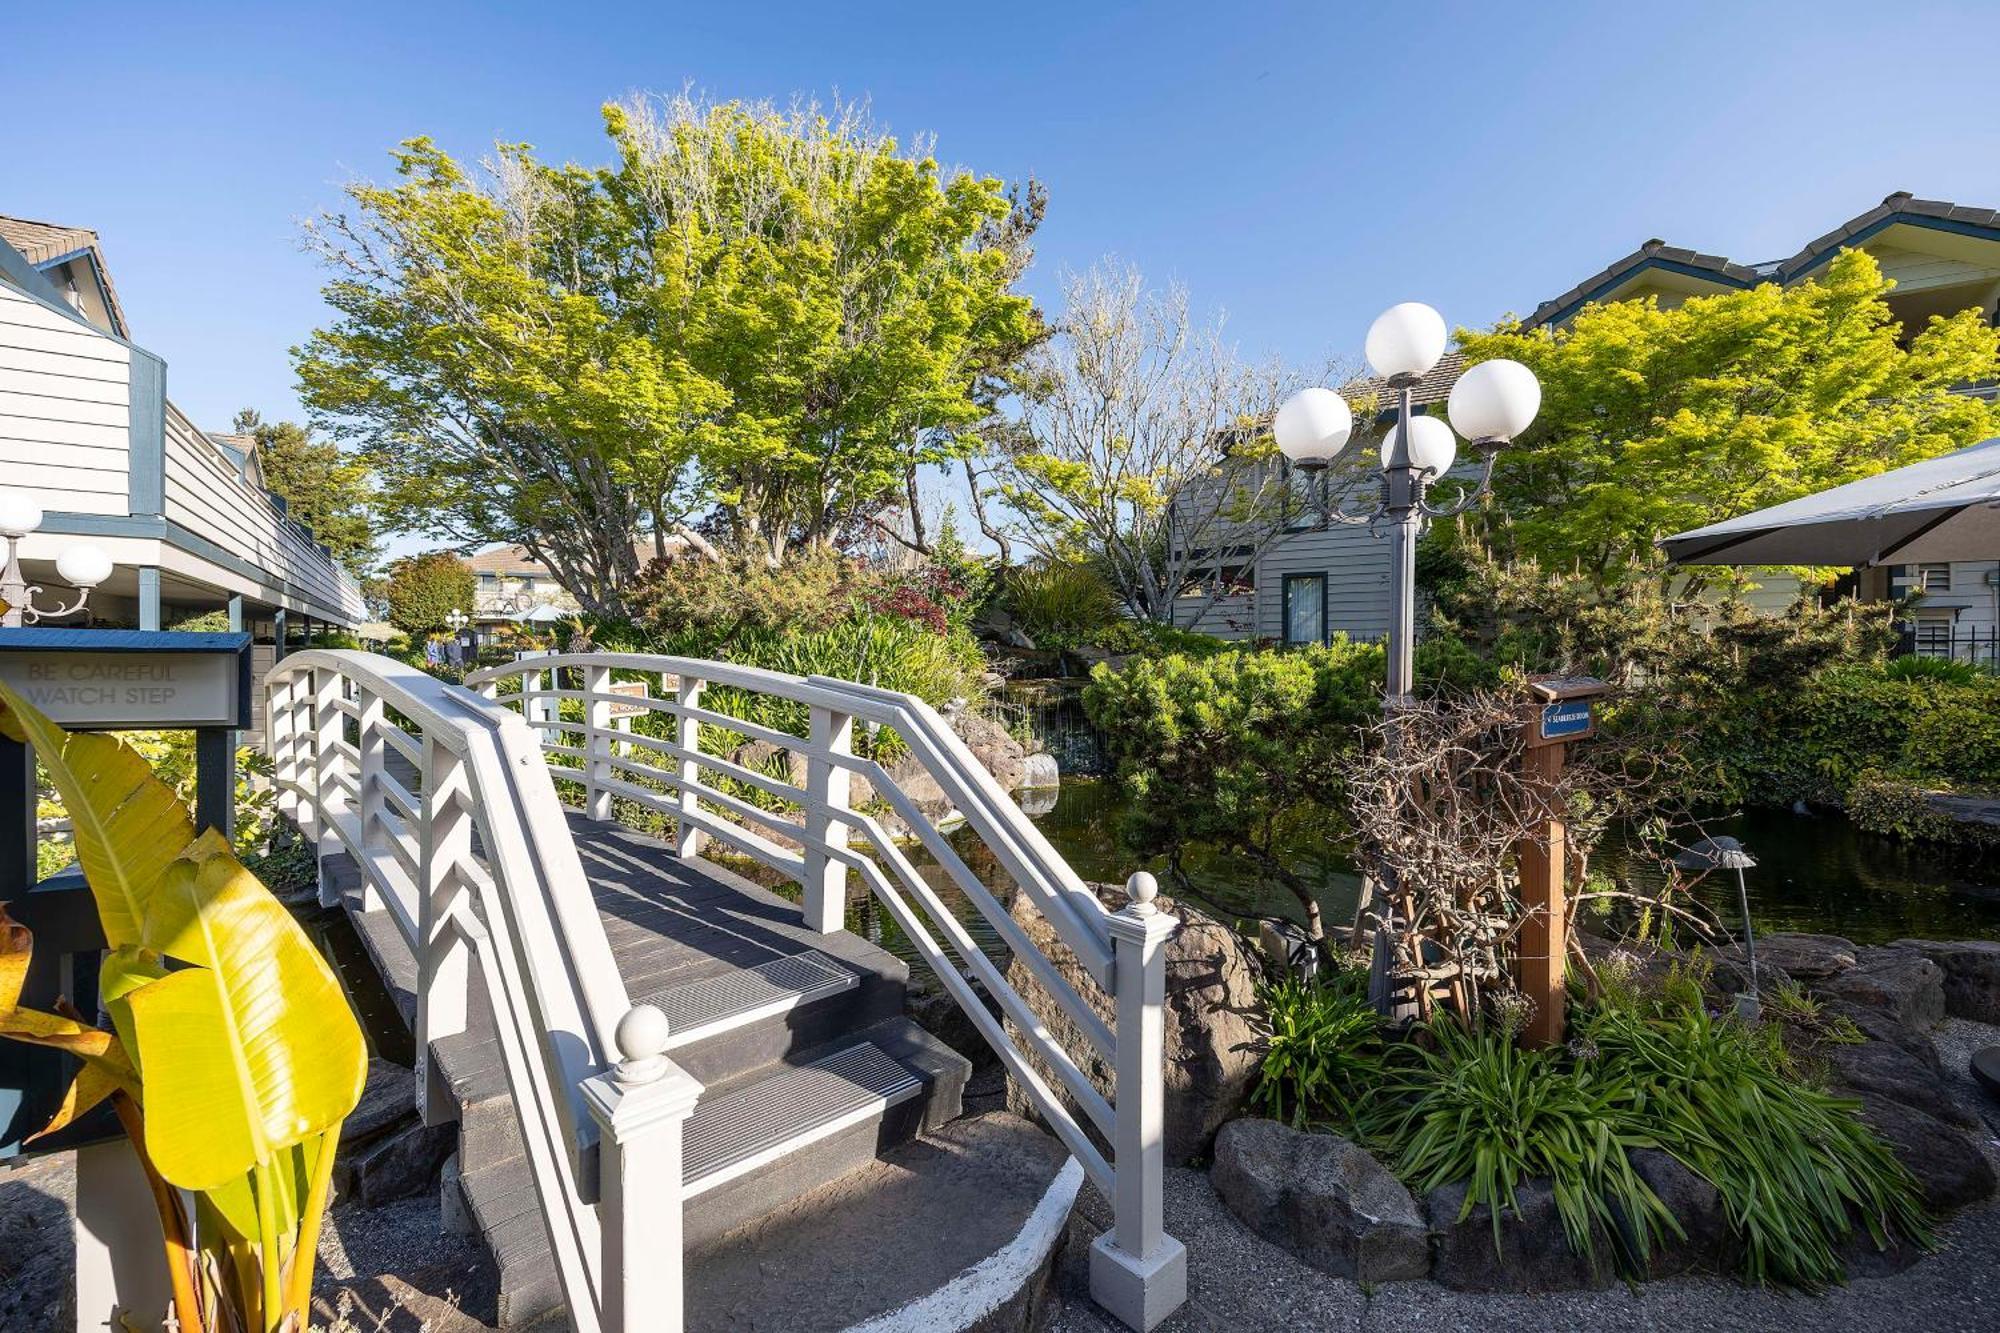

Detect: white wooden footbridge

[267,650,1187,1332]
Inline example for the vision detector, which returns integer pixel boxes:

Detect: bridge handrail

[265,649,693,1333]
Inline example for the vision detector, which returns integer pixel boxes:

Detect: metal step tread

[682,1041,922,1195]
[641,949,859,1049]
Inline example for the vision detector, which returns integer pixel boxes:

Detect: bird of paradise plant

[0,682,366,1333]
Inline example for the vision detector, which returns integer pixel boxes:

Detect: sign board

[0,629,251,730]
[1525,674,1608,748]
[607,680,650,719]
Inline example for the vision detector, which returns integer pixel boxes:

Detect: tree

[1458,249,2000,582]
[296,93,1042,613]
[231,410,379,573]
[988,263,1316,622]
[383,552,474,635]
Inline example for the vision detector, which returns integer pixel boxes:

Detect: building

[0,214,366,641]
[464,537,689,639]
[1179,192,2000,644]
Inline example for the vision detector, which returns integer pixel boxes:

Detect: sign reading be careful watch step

[0,629,251,731]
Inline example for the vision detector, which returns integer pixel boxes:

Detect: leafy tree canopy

[383,552,475,635]
[1458,250,2000,582]
[232,410,378,574]
[295,92,1042,615]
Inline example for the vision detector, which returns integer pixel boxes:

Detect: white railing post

[356,685,385,836]
[674,675,704,858]
[312,667,346,908]
[584,662,614,820]
[1090,872,1186,1333]
[416,737,472,1124]
[581,1005,703,1333]
[801,706,852,932]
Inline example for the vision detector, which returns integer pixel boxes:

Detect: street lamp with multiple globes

[0,491,114,628]
[1271,303,1541,1012]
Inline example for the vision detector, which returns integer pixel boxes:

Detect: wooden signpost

[1517,675,1607,1048]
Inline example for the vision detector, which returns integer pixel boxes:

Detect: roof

[1341,351,1465,416]
[1524,192,2000,330]
[0,212,129,337]
[467,537,687,577]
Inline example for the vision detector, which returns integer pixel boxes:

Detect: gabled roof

[0,213,129,337]
[1523,192,2000,331]
[1341,351,1465,416]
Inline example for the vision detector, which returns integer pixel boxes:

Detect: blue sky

[7,1,2000,523]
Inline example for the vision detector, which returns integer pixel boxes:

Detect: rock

[1827,1036,1979,1129]
[1823,1001,1942,1072]
[1625,1148,1735,1277]
[1815,949,1946,1031]
[1745,932,1859,983]
[947,707,1028,792]
[1888,939,2000,1024]
[1855,1093,1997,1213]
[1020,751,1060,790]
[1426,1177,1613,1292]
[335,1116,456,1206]
[1839,1210,1926,1278]
[1210,1119,1429,1283]
[342,1058,418,1147]
[1003,884,1259,1163]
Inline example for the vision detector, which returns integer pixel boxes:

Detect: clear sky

[7,0,2000,513]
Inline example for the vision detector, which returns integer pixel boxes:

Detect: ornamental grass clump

[1250,971,1385,1128]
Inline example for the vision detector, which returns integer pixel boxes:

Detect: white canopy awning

[517,602,571,623]
[1661,437,2000,566]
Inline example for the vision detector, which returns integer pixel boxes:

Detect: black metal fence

[1897,620,2000,670]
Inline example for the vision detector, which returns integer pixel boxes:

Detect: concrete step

[454,1017,972,1322]
[684,1112,1079,1333]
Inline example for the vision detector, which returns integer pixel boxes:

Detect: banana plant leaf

[0,907,139,1137]
[0,682,195,949]
[126,830,365,1193]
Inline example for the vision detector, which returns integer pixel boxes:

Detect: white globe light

[1447,358,1542,444]
[1272,387,1354,466]
[1364,302,1448,380]
[56,544,113,589]
[1379,414,1458,476]
[0,492,43,539]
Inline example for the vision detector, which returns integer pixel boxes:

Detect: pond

[843,778,2000,970]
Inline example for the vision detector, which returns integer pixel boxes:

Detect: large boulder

[1625,1148,1736,1278]
[1425,1177,1613,1293]
[1748,933,1860,983]
[944,704,1028,792]
[1210,1119,1429,1283]
[1003,884,1259,1164]
[1813,948,1945,1031]
[1854,1093,1997,1213]
[1888,939,2000,1024]
[1826,1035,1979,1129]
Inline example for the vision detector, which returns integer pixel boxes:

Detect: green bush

[1885,653,1982,685]
[1086,619,1232,659]
[1000,563,1121,652]
[1252,971,1385,1127]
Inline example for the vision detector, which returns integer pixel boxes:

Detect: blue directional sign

[1539,698,1594,741]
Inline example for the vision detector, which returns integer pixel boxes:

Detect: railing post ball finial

[1124,871,1160,915]
[614,1004,671,1087]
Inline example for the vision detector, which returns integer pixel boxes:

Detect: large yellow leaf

[0,682,196,948]
[0,906,139,1135]
[126,831,365,1192]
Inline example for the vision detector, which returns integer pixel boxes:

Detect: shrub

[1845,770,1959,842]
[628,549,850,644]
[1082,640,1382,948]
[1000,562,1121,651]
[1251,971,1385,1128]
[1885,653,1982,685]
[1086,619,1232,658]
[384,551,476,635]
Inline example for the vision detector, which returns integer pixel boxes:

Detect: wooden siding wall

[162,405,366,619]
[0,284,131,515]
[1870,245,2000,294]
[1254,525,1392,641]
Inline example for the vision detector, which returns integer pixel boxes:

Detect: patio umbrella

[1661,436,2000,567]
[518,603,570,623]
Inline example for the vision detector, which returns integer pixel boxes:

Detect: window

[1917,564,1952,592]
[1282,573,1327,647]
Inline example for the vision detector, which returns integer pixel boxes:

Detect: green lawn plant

[1251,970,1384,1128]
[0,684,366,1332]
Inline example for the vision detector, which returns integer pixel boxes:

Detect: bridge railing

[465,650,1186,1329]
[266,650,705,1333]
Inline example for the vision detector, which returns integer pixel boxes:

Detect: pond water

[840,778,2000,970]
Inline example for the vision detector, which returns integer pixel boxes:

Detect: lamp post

[446,608,469,634]
[1272,304,1542,1014]
[0,492,114,628]
[1674,836,1761,1019]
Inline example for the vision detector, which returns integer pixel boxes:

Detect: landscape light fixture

[1272,305,1541,1014]
[0,489,114,628]
[1674,835,1762,1019]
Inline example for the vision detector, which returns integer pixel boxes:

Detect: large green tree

[231,410,378,573]
[383,552,475,636]
[295,93,1041,613]
[1458,249,2000,582]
